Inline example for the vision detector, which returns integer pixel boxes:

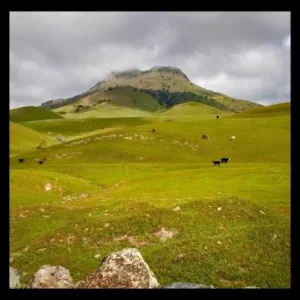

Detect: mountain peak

[148,66,190,81]
[111,68,142,79]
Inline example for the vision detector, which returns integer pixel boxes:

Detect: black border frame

[6,7,296,298]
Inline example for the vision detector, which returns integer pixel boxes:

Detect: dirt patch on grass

[114,235,147,248]
[62,192,89,202]
[154,227,177,242]
[274,206,290,216]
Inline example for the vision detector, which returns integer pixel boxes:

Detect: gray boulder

[31,265,74,288]
[76,248,160,288]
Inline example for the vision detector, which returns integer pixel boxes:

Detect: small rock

[40,208,45,212]
[204,246,208,250]
[104,223,110,228]
[84,228,89,232]
[146,214,150,217]
[23,246,30,252]
[10,267,21,288]
[177,254,184,259]
[31,265,74,288]
[259,210,266,215]
[172,207,180,212]
[37,248,47,253]
[163,282,214,289]
[88,213,92,217]
[94,254,100,259]
[217,241,222,245]
[45,183,52,191]
[272,234,277,240]
[50,238,55,242]
[217,207,222,211]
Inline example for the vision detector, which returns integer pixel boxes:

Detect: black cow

[212,160,220,166]
[151,129,157,132]
[221,158,230,163]
[18,158,24,163]
[216,115,219,119]
[38,160,44,165]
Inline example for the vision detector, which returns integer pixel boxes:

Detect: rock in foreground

[31,265,74,288]
[163,282,215,289]
[10,267,21,288]
[76,248,160,288]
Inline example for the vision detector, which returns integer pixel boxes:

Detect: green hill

[19,117,156,138]
[10,122,58,157]
[52,87,164,118]
[160,102,229,116]
[10,106,64,123]
[230,102,290,118]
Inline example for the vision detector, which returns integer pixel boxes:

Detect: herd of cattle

[17,127,236,166]
[18,157,47,164]
[200,134,235,166]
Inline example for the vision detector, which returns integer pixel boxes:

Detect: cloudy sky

[10,11,290,109]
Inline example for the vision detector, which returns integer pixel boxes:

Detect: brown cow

[201,134,209,140]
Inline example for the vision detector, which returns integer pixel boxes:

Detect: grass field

[9,102,290,288]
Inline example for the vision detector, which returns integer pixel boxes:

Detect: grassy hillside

[10,122,58,157]
[10,106,64,123]
[9,108,290,288]
[160,102,229,116]
[54,104,153,119]
[52,87,164,119]
[19,118,156,138]
[14,114,289,164]
[230,102,290,118]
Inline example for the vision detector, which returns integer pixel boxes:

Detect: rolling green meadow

[9,102,290,288]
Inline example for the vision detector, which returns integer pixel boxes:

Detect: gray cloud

[9,11,290,108]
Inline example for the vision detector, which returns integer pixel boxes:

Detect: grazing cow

[38,160,44,165]
[212,160,220,166]
[201,134,209,140]
[221,158,230,163]
[151,129,157,132]
[18,158,24,163]
[230,136,236,140]
[216,115,219,119]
